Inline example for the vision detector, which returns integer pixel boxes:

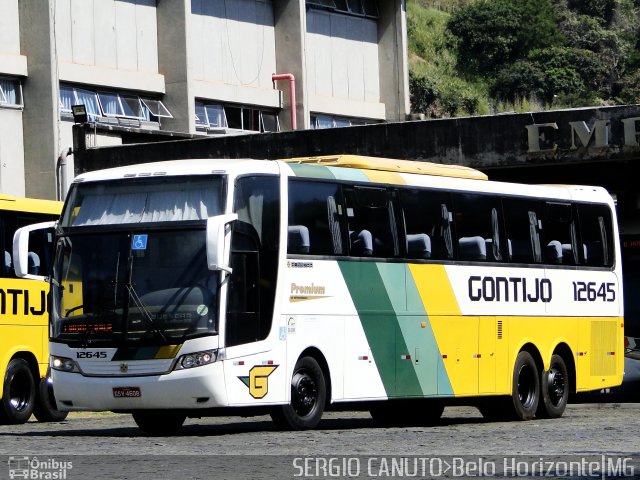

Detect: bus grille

[590,320,617,376]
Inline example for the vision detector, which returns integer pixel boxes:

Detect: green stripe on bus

[404,269,454,396]
[288,163,336,180]
[339,261,423,397]
[328,166,369,183]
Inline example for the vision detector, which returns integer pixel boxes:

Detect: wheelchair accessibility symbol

[132,234,148,250]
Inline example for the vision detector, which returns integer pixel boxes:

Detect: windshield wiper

[126,283,168,344]
[125,255,168,344]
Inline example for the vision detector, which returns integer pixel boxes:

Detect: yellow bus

[0,194,67,424]
[14,156,623,434]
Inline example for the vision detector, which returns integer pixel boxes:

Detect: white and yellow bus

[14,155,623,434]
[1,194,67,424]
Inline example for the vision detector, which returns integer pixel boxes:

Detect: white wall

[0,0,25,196]
[0,0,20,54]
[190,0,278,104]
[305,9,383,119]
[54,0,163,92]
[0,0,27,76]
[0,109,25,196]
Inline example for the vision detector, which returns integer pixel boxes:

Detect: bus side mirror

[206,214,238,274]
[13,221,57,281]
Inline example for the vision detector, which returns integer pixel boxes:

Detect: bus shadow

[0,415,489,438]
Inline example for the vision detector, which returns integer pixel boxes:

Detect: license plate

[113,387,141,398]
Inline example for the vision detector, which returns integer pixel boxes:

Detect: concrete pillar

[156,0,193,133]
[273,0,307,130]
[378,0,410,123]
[19,0,58,200]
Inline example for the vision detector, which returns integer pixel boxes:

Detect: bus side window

[287,180,343,256]
[1,212,56,278]
[452,193,504,262]
[345,186,398,258]
[577,203,614,267]
[3,250,11,276]
[544,202,578,265]
[227,223,261,347]
[503,199,543,264]
[0,213,13,278]
[399,189,452,260]
[231,175,280,346]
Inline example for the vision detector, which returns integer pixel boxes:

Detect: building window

[310,114,370,129]
[0,77,23,107]
[306,0,378,18]
[195,100,280,133]
[59,84,172,124]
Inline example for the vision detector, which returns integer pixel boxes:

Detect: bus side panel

[574,317,624,392]
[339,262,454,399]
[0,278,49,398]
[223,332,289,407]
[545,268,623,390]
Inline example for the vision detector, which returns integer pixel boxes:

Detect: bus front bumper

[50,362,228,411]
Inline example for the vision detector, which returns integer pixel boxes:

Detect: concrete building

[0,0,409,200]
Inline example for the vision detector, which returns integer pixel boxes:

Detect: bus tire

[0,358,36,425]
[510,351,540,420]
[132,410,186,436]
[271,356,326,430]
[536,354,569,419]
[33,377,69,423]
[477,400,502,421]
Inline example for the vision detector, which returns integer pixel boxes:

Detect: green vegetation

[408,0,640,117]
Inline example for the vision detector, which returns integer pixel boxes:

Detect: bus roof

[282,155,488,181]
[0,194,62,215]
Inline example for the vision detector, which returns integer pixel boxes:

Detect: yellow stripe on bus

[408,264,461,316]
[154,345,183,359]
[362,169,406,185]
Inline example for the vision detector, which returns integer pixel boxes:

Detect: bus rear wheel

[0,358,36,425]
[536,354,569,419]
[132,410,186,436]
[271,356,326,430]
[510,351,540,420]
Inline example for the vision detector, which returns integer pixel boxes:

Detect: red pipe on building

[272,73,297,130]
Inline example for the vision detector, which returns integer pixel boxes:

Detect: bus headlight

[50,356,81,373]
[174,350,217,370]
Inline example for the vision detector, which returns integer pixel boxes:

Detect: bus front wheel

[0,358,36,425]
[33,376,69,423]
[271,356,326,430]
[510,351,540,420]
[132,410,186,436]
[536,354,569,419]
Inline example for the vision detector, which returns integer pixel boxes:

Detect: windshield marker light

[51,355,81,373]
[174,350,217,370]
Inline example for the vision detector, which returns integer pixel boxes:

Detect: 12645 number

[572,281,615,302]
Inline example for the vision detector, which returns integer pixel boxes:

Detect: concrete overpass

[72,104,640,232]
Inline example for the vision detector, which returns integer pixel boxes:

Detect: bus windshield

[60,176,223,228]
[52,176,225,346]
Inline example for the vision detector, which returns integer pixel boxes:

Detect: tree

[447,0,562,74]
[447,0,522,74]
[491,61,547,101]
[568,0,615,23]
[409,72,439,115]
[528,47,608,96]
